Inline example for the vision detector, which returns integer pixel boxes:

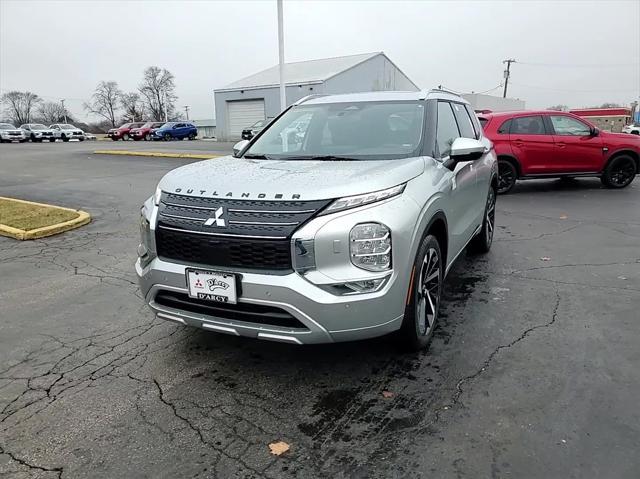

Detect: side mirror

[445,137,486,169]
[590,127,599,137]
[232,139,250,157]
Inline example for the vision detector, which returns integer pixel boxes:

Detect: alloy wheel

[610,158,635,186]
[498,161,516,193]
[485,188,496,245]
[416,247,441,336]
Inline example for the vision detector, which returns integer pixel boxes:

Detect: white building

[214,52,418,141]
[462,93,525,112]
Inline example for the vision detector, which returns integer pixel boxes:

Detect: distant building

[462,93,525,113]
[192,119,216,139]
[570,108,631,133]
[214,52,419,141]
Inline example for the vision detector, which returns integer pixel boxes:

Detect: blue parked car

[150,122,198,141]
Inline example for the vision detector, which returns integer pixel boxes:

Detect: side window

[511,116,546,135]
[464,104,482,138]
[175,123,185,128]
[497,119,512,134]
[451,103,476,139]
[550,115,591,136]
[436,102,461,158]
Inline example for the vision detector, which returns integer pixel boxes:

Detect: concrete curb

[94,150,221,159]
[0,196,91,241]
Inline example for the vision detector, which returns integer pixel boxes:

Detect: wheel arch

[424,211,449,268]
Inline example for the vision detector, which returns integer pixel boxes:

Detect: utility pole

[183,105,190,120]
[502,59,516,98]
[60,99,67,123]
[277,0,286,111]
[163,92,168,122]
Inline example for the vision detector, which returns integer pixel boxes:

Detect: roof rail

[293,94,327,106]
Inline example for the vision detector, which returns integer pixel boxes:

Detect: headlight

[154,187,162,205]
[321,184,405,215]
[350,223,391,272]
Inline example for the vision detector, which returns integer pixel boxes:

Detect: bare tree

[120,92,146,122]
[37,101,67,124]
[1,91,41,125]
[84,81,122,127]
[138,66,177,121]
[547,104,569,111]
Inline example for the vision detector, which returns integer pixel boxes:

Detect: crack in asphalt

[0,444,63,478]
[450,288,562,407]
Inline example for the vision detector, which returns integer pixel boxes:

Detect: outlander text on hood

[136,90,498,349]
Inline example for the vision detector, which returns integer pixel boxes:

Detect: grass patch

[0,198,80,231]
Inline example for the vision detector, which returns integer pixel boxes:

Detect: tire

[30,134,36,142]
[144,134,151,141]
[469,186,496,254]
[397,234,443,351]
[111,137,118,141]
[188,133,196,140]
[601,155,637,188]
[79,138,84,142]
[163,133,171,141]
[61,135,69,142]
[122,133,130,141]
[49,138,55,142]
[497,159,517,194]
[631,131,639,135]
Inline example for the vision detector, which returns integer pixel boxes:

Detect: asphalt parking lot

[1,142,639,478]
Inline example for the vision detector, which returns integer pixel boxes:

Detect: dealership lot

[1,142,639,478]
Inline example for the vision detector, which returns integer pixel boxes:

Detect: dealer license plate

[186,269,238,304]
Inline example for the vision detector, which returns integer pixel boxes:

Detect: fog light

[350,223,391,272]
[343,278,387,293]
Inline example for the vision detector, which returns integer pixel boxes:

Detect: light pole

[184,105,190,120]
[60,99,67,123]
[277,0,286,111]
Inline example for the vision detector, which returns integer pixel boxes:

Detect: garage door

[227,99,265,139]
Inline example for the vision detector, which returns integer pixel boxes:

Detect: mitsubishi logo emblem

[203,207,226,227]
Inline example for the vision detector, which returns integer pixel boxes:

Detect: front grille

[155,192,331,271]
[154,290,307,329]
[42,132,52,136]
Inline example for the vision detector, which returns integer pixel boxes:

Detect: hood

[158,155,427,201]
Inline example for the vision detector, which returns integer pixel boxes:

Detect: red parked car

[129,121,166,141]
[479,111,639,193]
[107,122,145,141]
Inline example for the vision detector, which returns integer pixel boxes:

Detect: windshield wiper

[243,153,273,160]
[292,155,359,161]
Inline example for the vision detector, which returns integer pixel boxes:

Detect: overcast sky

[1,0,638,122]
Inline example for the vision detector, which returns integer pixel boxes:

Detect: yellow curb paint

[0,196,92,241]
[94,150,221,160]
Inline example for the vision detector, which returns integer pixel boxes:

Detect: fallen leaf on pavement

[269,441,290,456]
[540,257,551,261]
[382,390,394,398]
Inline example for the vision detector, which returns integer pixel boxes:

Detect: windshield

[31,124,47,130]
[61,124,75,130]
[251,120,267,128]
[244,101,425,160]
[0,123,14,130]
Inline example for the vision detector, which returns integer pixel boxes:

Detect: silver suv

[137,90,498,350]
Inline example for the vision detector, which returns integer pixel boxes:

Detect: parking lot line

[94,150,222,159]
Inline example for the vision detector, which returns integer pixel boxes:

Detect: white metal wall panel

[227,100,265,138]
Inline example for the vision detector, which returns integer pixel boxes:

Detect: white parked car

[49,124,85,141]
[622,122,640,135]
[20,123,56,142]
[0,123,27,143]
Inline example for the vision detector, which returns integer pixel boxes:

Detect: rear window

[497,119,512,134]
[478,117,489,128]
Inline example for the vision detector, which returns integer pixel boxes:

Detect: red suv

[479,111,639,193]
[129,122,166,141]
[107,122,145,141]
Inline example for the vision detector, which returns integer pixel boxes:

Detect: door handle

[513,139,524,147]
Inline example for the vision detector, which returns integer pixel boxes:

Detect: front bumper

[135,193,423,344]
[136,256,404,344]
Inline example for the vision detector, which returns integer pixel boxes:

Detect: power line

[510,82,639,93]
[517,61,639,68]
